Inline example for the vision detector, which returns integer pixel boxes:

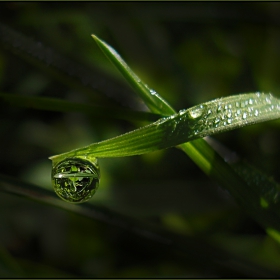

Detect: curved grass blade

[86,35,280,212]
[0,93,161,122]
[51,34,280,239]
[49,92,280,163]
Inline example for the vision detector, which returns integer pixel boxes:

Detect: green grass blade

[51,35,280,237]
[88,35,280,240]
[0,93,161,122]
[91,35,175,115]
[49,92,280,163]
[233,161,280,210]
[181,139,280,232]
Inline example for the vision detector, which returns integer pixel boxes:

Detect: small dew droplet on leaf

[188,105,205,119]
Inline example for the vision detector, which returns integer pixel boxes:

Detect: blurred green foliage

[0,2,280,277]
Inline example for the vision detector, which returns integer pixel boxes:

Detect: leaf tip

[91,34,101,44]
[91,34,105,50]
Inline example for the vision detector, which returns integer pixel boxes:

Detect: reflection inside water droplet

[52,157,100,203]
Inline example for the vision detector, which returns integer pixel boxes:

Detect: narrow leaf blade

[91,34,175,115]
[49,92,280,162]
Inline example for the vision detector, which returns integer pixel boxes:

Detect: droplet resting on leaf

[49,92,280,162]
[51,157,100,203]
[188,104,206,119]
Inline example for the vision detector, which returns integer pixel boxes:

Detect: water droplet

[217,105,222,112]
[266,97,272,104]
[214,117,220,124]
[227,119,232,124]
[254,109,259,117]
[188,105,205,119]
[249,98,254,105]
[179,109,186,116]
[213,118,220,127]
[52,157,100,203]
[235,101,240,107]
[235,109,241,117]
[241,100,248,108]
[156,117,169,126]
[242,112,247,119]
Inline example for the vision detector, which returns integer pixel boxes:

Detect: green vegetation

[1,2,280,277]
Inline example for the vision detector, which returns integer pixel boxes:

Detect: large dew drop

[51,157,100,203]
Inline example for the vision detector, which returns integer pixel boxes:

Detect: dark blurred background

[0,2,280,277]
